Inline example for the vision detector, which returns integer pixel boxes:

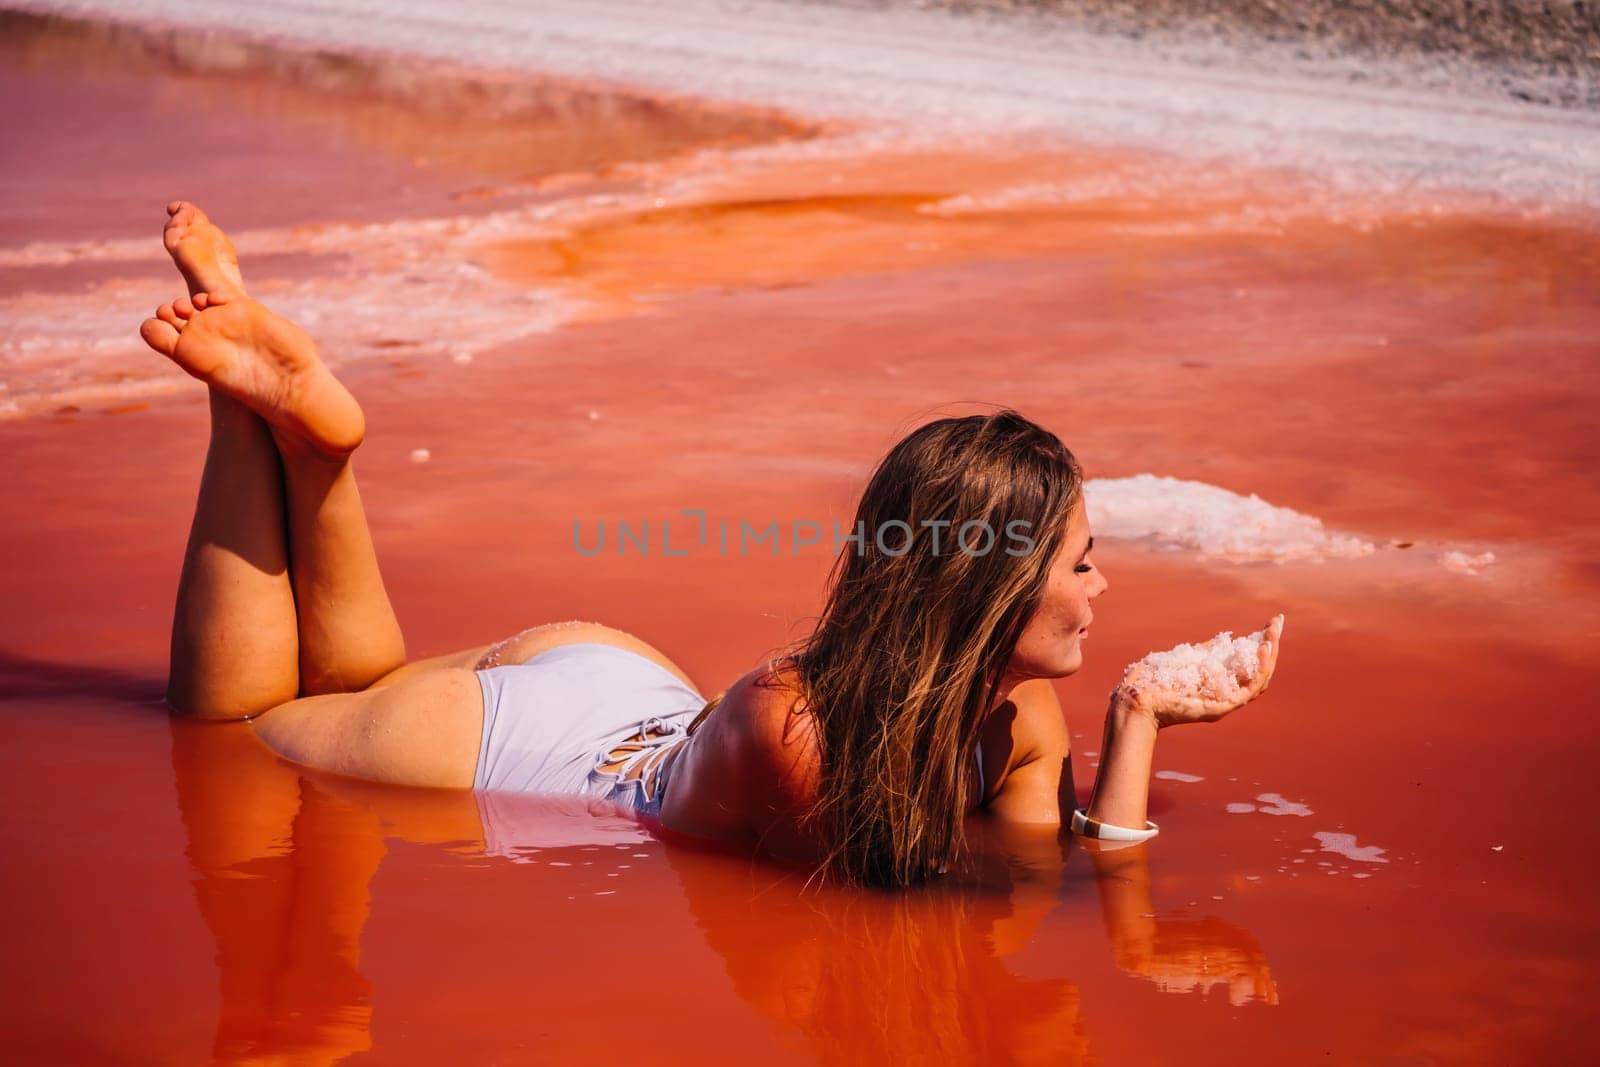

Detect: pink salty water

[3,12,1600,1064]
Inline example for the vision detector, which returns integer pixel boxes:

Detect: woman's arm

[1088,615,1284,829]
[992,616,1283,833]
[1084,693,1161,828]
[985,688,1157,831]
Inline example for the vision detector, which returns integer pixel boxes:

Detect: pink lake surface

[2,12,1599,1064]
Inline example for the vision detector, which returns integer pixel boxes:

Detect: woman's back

[660,657,1043,869]
[661,660,826,864]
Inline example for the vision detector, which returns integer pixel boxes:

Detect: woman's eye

[1074,562,1093,574]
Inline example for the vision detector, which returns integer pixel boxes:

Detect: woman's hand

[1114,615,1283,730]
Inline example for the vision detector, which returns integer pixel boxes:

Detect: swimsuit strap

[973,741,988,808]
[598,716,693,807]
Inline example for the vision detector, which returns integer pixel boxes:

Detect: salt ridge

[9,0,1600,208]
[1085,473,1376,563]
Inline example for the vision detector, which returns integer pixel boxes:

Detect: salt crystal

[1126,617,1281,701]
[1312,831,1389,864]
[1254,793,1313,817]
[451,351,473,365]
[1440,550,1496,576]
[410,448,431,463]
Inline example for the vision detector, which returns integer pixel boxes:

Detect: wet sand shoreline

[2,5,1599,1063]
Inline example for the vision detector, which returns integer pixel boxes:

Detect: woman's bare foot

[141,292,365,457]
[164,201,247,301]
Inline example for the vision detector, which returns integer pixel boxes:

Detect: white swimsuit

[473,642,706,816]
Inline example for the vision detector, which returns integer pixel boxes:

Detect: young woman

[144,202,1281,889]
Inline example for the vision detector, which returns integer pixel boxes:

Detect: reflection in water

[170,721,384,1065]
[169,721,1276,1063]
[664,824,1279,1064]
[662,832,1093,1065]
[1084,841,1278,1007]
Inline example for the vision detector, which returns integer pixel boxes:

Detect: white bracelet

[1071,807,1160,843]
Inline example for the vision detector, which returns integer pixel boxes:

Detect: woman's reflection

[170,719,384,1064]
[170,721,1275,1065]
[660,819,1278,1064]
[1083,837,1278,1006]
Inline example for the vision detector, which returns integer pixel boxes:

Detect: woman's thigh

[251,622,699,790]
[252,668,485,788]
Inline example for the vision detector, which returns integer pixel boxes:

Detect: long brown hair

[790,410,1083,887]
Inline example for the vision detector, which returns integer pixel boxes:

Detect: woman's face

[1005,496,1107,682]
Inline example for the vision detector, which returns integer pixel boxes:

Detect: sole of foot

[141,292,365,458]
[164,201,247,301]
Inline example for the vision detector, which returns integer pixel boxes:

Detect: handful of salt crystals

[1124,617,1281,702]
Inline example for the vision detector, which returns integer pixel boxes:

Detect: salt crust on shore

[1126,621,1272,701]
[1085,474,1375,563]
[10,0,1600,206]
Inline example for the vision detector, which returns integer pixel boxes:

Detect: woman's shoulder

[705,656,824,852]
[721,658,819,770]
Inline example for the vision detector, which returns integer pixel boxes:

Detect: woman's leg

[157,203,404,702]
[274,436,407,695]
[166,386,300,719]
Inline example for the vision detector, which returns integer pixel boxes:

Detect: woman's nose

[1091,568,1109,598]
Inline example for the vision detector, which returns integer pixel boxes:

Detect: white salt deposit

[1126,617,1280,702]
[0,213,580,417]
[1154,770,1205,783]
[1085,475,1375,563]
[1440,550,1497,576]
[1313,831,1390,864]
[1254,793,1313,817]
[13,0,1595,208]
[1226,792,1315,817]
